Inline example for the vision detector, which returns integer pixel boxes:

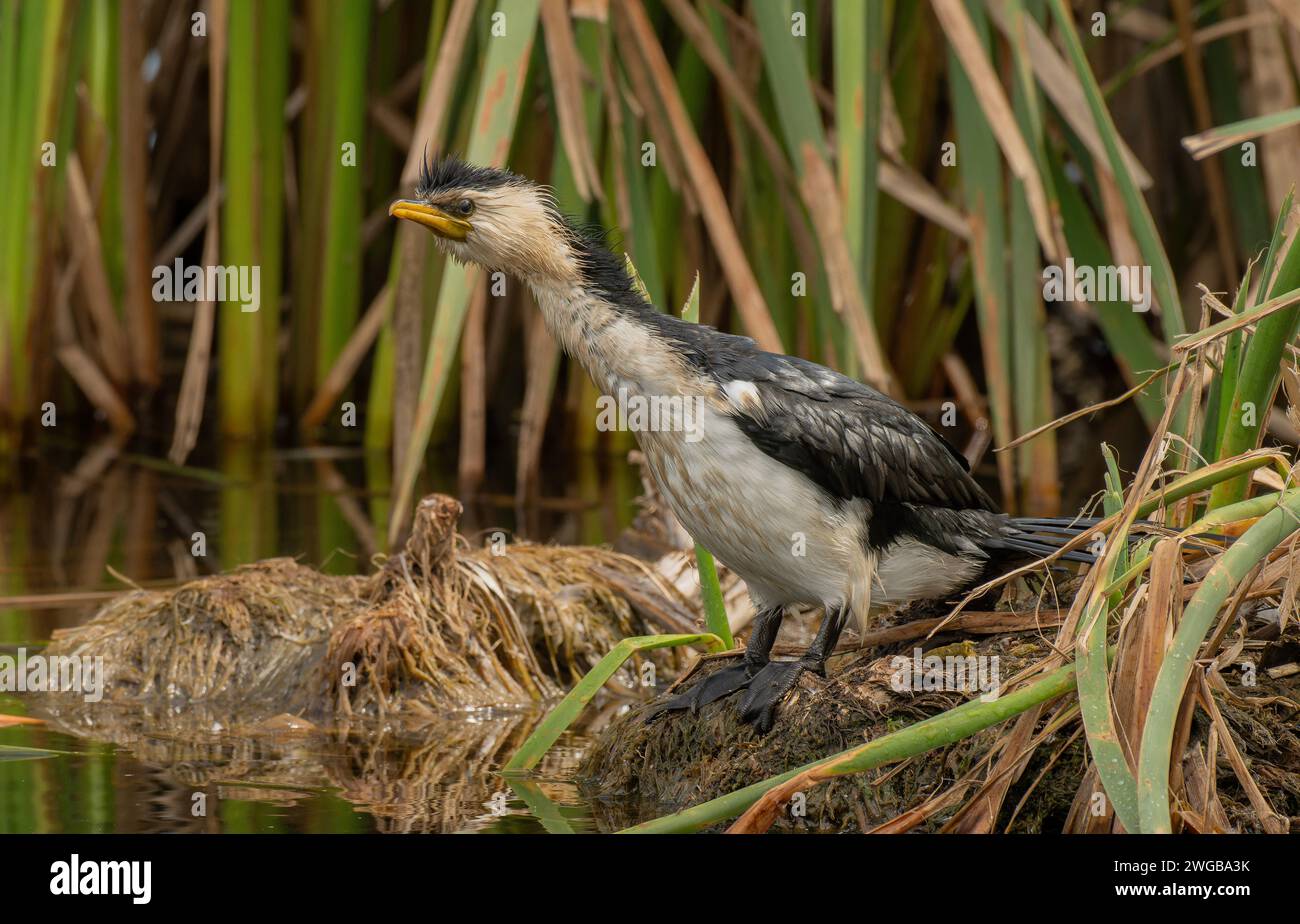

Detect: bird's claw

[736,660,814,734]
[644,660,758,723]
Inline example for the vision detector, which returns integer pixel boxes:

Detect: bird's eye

[455,198,474,216]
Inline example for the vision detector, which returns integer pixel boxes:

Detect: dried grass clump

[41,559,372,731]
[37,493,700,737]
[320,494,696,718]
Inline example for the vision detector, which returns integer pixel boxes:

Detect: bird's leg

[737,605,848,733]
[646,606,783,720]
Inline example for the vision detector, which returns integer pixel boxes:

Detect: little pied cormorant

[390,157,1092,733]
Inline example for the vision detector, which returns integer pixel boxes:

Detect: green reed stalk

[1210,193,1300,509]
[0,0,71,444]
[315,1,370,403]
[504,633,727,773]
[221,0,288,438]
[1138,491,1300,831]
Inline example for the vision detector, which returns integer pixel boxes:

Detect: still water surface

[1,440,646,833]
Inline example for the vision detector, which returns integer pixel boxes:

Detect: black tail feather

[991,534,1098,565]
[1011,516,1107,527]
[986,516,1106,565]
[1004,516,1233,558]
[1004,523,1097,539]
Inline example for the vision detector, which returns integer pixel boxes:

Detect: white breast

[639,406,869,613]
[640,406,986,623]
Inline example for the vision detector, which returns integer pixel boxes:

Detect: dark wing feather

[704,342,997,515]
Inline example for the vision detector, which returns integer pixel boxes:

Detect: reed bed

[4,0,1297,538]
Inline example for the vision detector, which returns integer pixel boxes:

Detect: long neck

[525,275,692,398]
[521,219,700,399]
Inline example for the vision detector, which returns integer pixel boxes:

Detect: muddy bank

[581,612,1300,833]
[582,633,1058,832]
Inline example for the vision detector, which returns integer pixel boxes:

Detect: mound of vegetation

[36,494,695,739]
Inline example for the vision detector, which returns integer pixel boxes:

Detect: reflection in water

[4,698,622,833]
[0,437,645,833]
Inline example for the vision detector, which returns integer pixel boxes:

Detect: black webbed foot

[644,660,759,723]
[734,605,848,732]
[645,606,788,725]
[736,659,818,733]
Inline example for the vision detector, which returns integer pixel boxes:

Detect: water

[0,439,648,833]
[0,702,615,833]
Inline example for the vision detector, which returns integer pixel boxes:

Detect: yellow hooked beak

[388,199,471,241]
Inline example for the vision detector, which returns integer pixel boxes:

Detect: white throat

[524,274,701,400]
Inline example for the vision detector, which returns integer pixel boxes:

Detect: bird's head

[388,156,571,282]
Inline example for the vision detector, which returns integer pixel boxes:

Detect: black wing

[699,335,997,515]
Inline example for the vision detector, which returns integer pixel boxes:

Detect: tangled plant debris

[582,592,1300,834]
[36,494,695,738]
[321,495,694,717]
